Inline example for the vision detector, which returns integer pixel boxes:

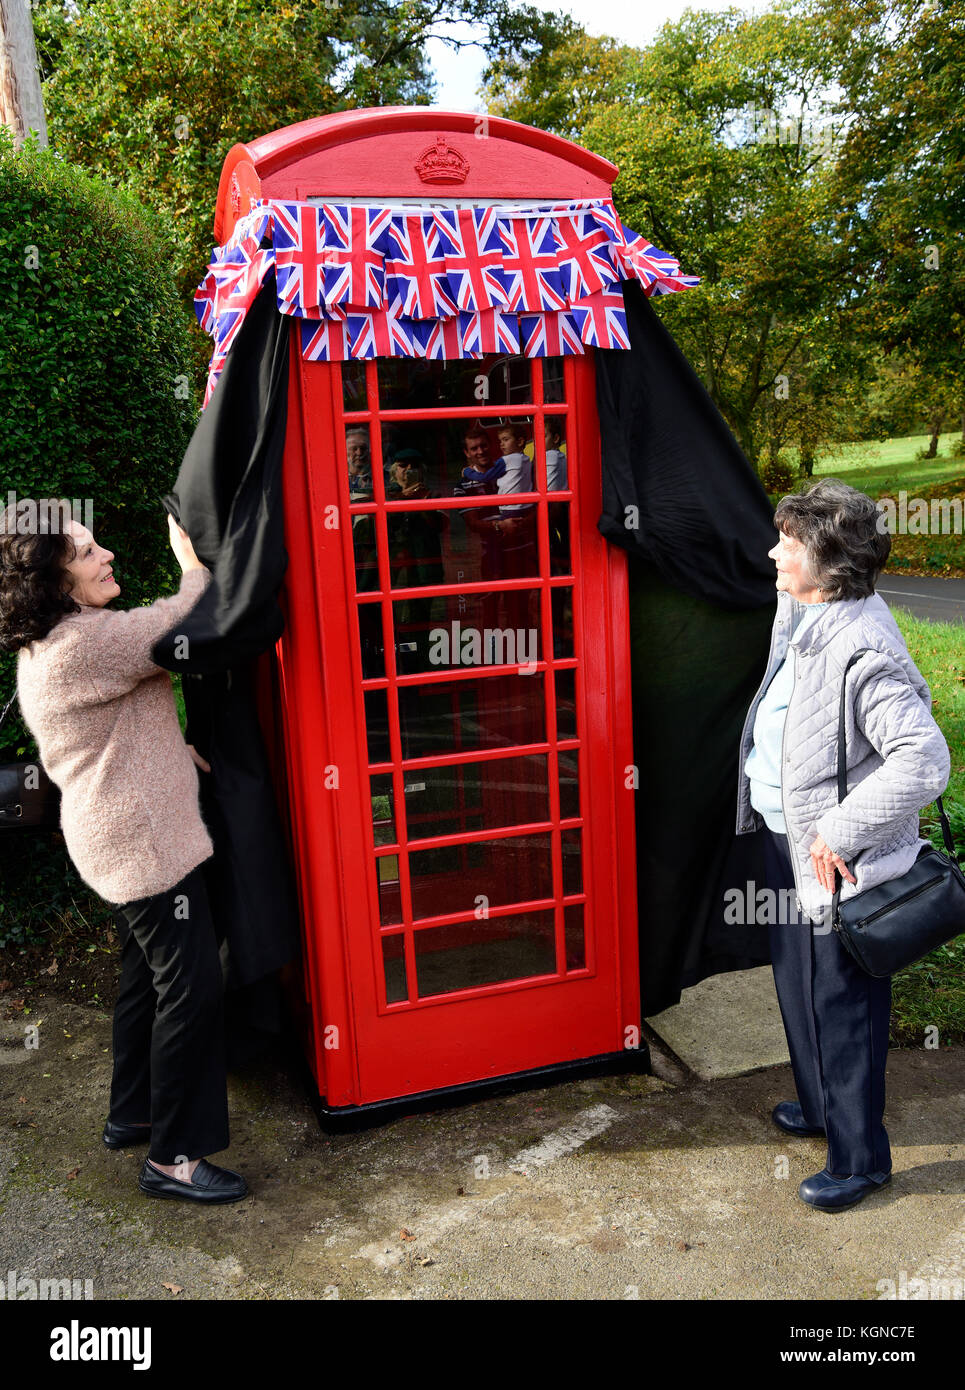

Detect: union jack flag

[498,216,567,313]
[432,207,508,312]
[346,300,422,359]
[518,310,584,357]
[385,214,458,320]
[551,211,618,300]
[300,316,349,362]
[619,231,701,295]
[319,204,393,310]
[460,308,520,356]
[194,272,218,334]
[571,285,630,349]
[272,202,330,313]
[416,315,467,360]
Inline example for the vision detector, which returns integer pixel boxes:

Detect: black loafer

[103,1118,152,1149]
[138,1157,248,1204]
[771,1101,826,1137]
[798,1168,891,1211]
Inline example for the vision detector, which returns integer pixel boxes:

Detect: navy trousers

[108,863,230,1164]
[762,826,892,1177]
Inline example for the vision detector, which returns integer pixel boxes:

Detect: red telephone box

[210,110,650,1124]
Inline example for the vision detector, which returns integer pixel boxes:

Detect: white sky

[426,1,774,111]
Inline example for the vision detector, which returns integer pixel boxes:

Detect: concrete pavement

[1,988,963,1301]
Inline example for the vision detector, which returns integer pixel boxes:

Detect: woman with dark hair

[736,478,950,1210]
[0,501,248,1204]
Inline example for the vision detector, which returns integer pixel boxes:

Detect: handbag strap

[832,646,956,920]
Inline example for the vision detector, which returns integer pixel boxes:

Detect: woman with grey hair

[736,478,950,1210]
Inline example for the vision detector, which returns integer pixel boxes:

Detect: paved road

[878,574,965,626]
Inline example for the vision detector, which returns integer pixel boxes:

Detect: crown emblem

[415,135,470,185]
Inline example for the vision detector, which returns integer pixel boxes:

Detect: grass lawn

[788,431,965,577]
[887,608,965,1046]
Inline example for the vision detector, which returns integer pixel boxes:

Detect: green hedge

[0,130,197,947]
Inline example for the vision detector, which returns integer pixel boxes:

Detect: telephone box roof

[215,107,620,242]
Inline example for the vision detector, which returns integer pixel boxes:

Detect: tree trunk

[0,0,47,147]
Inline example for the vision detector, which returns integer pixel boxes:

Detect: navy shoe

[771,1101,826,1138]
[102,1118,152,1149]
[138,1157,248,1204]
[798,1168,891,1211]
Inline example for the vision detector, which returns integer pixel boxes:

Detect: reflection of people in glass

[388,447,447,671]
[545,417,567,492]
[546,417,571,656]
[346,427,373,500]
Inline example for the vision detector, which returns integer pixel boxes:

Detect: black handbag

[831,649,965,976]
[0,692,62,829]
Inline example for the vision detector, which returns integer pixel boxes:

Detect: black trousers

[762,826,892,1178]
[109,863,230,1164]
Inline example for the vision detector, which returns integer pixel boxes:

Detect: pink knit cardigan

[16,567,215,905]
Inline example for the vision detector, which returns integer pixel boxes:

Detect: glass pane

[380,419,538,519]
[365,687,391,765]
[376,854,402,925]
[543,358,565,404]
[397,673,545,761]
[413,909,557,998]
[562,828,582,895]
[377,354,533,411]
[387,507,541,589]
[357,601,385,679]
[543,416,569,491]
[393,591,542,675]
[371,774,395,846]
[550,585,574,662]
[382,933,408,1003]
[409,832,552,921]
[564,904,586,971]
[548,505,571,578]
[341,361,367,413]
[352,513,380,593]
[555,668,577,741]
[559,749,580,820]
[404,754,550,841]
[345,424,374,501]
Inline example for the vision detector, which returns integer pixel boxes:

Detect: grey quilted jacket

[736,589,950,924]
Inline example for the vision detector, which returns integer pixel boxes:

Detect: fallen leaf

[399,1228,416,1241]
[45,961,59,975]
[162,1282,183,1296]
[417,1257,434,1267]
[66,1167,81,1180]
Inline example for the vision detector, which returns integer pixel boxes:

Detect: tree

[31,0,545,305]
[485,1,869,468]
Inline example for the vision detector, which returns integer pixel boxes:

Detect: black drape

[596,281,777,609]
[151,273,299,1064]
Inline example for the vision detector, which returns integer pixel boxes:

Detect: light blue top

[745,600,830,833]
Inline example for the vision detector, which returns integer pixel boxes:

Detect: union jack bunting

[416,315,469,360]
[300,316,350,362]
[460,307,520,356]
[346,300,423,360]
[497,216,567,313]
[519,309,584,357]
[385,214,458,320]
[571,285,631,350]
[432,207,508,312]
[320,204,394,310]
[551,211,618,300]
[194,196,700,398]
